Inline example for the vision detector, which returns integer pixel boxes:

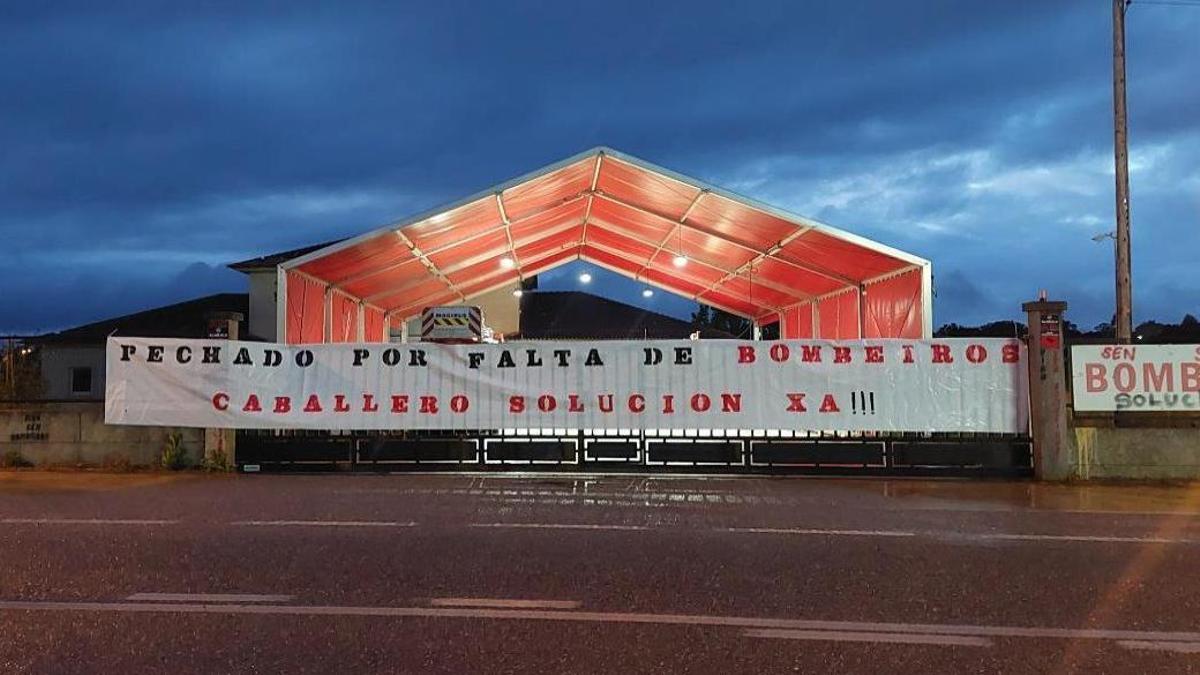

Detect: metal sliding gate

[236,428,1032,477]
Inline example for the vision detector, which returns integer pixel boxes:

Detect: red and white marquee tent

[277,147,931,344]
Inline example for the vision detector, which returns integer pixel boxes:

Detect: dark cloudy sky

[2,1,1197,333]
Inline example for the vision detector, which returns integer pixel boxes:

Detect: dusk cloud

[1,1,1196,332]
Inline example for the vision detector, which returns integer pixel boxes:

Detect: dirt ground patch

[0,470,205,493]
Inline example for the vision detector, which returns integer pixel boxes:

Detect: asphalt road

[3,472,1200,673]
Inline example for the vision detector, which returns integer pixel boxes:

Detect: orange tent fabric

[278,148,930,343]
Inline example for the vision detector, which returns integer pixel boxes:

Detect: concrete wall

[0,401,202,467]
[39,345,105,400]
[247,270,278,341]
[1073,422,1200,480]
[472,285,520,337]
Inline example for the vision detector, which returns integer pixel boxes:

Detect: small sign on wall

[10,413,48,442]
[1040,314,1061,350]
[206,319,230,339]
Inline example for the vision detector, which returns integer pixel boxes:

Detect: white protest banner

[1071,344,1200,412]
[105,338,1029,433]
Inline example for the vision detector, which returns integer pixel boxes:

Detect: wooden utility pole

[1112,0,1134,342]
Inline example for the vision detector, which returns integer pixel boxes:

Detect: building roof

[35,293,251,345]
[275,147,929,323]
[517,291,735,340]
[228,240,345,272]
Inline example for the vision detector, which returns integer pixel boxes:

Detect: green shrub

[160,431,190,470]
[1,449,34,468]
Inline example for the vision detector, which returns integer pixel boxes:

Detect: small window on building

[70,367,93,395]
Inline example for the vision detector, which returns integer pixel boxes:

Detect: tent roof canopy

[283,147,928,321]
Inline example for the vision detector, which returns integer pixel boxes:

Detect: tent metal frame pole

[583,238,794,309]
[582,255,762,322]
[699,225,813,299]
[280,266,388,341]
[334,194,588,289]
[431,219,581,278]
[921,263,933,339]
[275,265,287,343]
[861,263,922,287]
[387,250,575,323]
[857,286,866,339]
[581,240,785,318]
[592,191,859,289]
[633,189,707,279]
[394,230,465,302]
[360,219,584,303]
[369,244,578,311]
[322,286,333,343]
[579,153,603,247]
[495,192,522,279]
[585,223,813,304]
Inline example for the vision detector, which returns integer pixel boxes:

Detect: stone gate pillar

[1022,297,1073,480]
[203,311,242,470]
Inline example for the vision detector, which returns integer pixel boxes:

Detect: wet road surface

[2,472,1200,673]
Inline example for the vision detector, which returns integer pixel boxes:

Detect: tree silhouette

[691,305,752,338]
